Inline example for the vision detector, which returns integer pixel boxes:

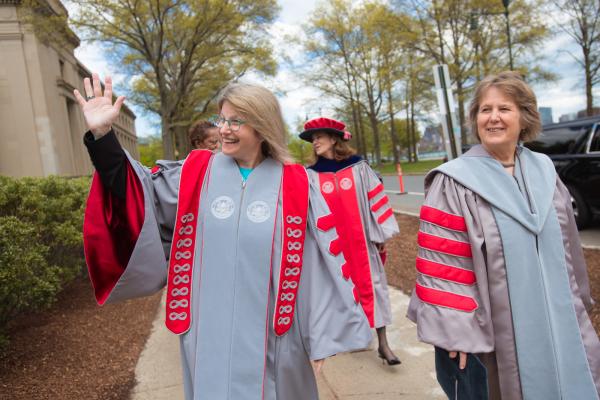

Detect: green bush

[0,175,90,352]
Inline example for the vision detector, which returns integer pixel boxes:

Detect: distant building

[539,107,553,125]
[0,0,138,178]
[577,107,600,118]
[559,113,578,123]
[419,125,444,152]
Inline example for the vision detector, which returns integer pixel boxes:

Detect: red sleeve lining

[84,163,145,305]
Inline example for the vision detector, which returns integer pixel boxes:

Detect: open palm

[73,73,125,139]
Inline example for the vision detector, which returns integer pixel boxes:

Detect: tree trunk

[386,75,400,164]
[368,110,381,166]
[405,89,413,163]
[174,125,191,160]
[354,80,368,158]
[161,118,175,160]
[358,112,368,160]
[456,76,467,146]
[410,97,418,162]
[584,47,594,116]
[350,99,364,156]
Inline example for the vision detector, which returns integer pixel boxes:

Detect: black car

[525,115,600,229]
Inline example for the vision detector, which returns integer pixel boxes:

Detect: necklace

[501,162,515,168]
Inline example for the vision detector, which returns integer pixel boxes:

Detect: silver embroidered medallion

[321,181,334,194]
[211,196,235,219]
[247,201,270,223]
[340,177,353,190]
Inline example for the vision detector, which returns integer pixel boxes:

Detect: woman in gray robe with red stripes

[407,71,600,399]
[300,117,401,365]
[74,74,371,400]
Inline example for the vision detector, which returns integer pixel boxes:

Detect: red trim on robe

[329,237,343,255]
[165,150,213,335]
[367,183,384,200]
[416,257,476,285]
[420,205,468,232]
[371,195,389,213]
[415,283,477,312]
[418,231,472,258]
[274,164,310,336]
[318,169,375,327]
[316,213,336,231]
[377,208,394,224]
[83,163,145,305]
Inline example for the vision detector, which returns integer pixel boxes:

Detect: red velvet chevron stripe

[418,231,472,258]
[416,257,476,285]
[377,208,394,224]
[371,195,389,212]
[420,205,468,232]
[415,283,477,312]
[367,183,384,200]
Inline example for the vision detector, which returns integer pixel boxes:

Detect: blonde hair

[468,71,542,142]
[309,131,356,163]
[217,83,292,164]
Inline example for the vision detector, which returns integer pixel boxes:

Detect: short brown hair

[309,131,356,163]
[188,120,217,149]
[468,71,541,142]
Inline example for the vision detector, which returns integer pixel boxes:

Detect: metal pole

[502,0,514,70]
[438,65,458,158]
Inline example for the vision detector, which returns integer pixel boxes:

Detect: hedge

[0,175,90,352]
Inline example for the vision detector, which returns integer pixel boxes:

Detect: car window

[527,126,587,154]
[589,125,600,153]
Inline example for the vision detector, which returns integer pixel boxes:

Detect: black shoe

[378,348,401,366]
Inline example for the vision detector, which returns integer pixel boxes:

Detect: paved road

[382,174,600,249]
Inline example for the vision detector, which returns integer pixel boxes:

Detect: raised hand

[73,73,125,139]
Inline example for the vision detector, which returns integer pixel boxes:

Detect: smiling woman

[469,73,542,175]
[408,71,600,399]
[74,74,371,400]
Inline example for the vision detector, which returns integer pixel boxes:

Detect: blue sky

[68,0,598,138]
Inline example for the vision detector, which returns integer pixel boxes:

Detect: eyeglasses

[210,115,246,132]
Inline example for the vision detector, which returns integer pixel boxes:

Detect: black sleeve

[84,130,127,199]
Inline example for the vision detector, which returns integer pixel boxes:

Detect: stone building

[0,0,138,178]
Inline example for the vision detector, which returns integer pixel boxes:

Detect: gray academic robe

[307,161,399,328]
[407,144,600,399]
[84,151,372,400]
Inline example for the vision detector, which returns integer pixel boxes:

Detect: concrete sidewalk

[130,287,443,400]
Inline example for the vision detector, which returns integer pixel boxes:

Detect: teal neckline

[239,166,253,181]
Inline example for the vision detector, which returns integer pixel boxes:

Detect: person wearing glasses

[299,117,401,366]
[76,74,371,400]
[188,120,220,151]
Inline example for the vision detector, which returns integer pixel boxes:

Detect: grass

[376,159,444,175]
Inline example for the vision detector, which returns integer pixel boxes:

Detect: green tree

[552,0,600,116]
[302,0,368,156]
[302,0,421,166]
[71,0,278,159]
[138,134,164,167]
[396,0,552,143]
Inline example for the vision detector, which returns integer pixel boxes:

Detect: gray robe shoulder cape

[407,144,600,399]
[84,150,372,400]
